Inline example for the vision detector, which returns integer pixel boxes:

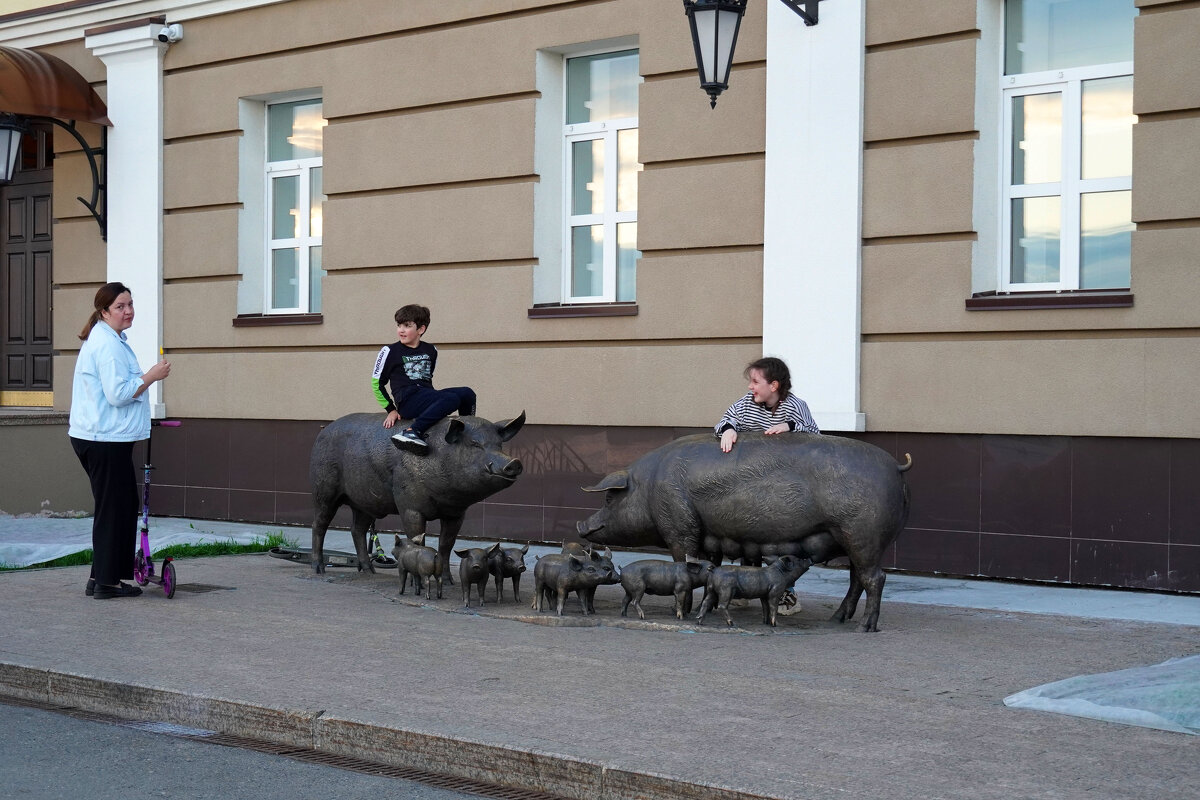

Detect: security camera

[157,24,183,44]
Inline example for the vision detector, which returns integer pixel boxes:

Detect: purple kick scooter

[133,419,181,598]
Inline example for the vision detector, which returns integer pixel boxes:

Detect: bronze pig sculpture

[696,555,813,627]
[620,558,714,620]
[578,432,911,632]
[488,543,529,603]
[533,552,620,616]
[309,412,524,576]
[456,544,500,608]
[392,534,443,600]
[560,543,618,614]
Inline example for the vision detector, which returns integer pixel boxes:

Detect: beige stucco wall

[43,0,768,426]
[858,0,1200,437]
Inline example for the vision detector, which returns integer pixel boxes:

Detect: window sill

[232,313,324,327]
[966,290,1132,311]
[528,302,638,319]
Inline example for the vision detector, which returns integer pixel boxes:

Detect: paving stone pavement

[2,534,1197,800]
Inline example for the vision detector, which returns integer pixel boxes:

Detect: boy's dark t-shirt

[372,340,438,413]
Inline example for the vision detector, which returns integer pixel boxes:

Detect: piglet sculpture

[560,543,618,614]
[620,558,714,620]
[488,543,529,603]
[456,544,500,608]
[392,534,443,600]
[697,555,813,627]
[309,412,524,577]
[533,553,619,616]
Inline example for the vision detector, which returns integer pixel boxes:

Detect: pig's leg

[310,507,335,575]
[833,561,865,624]
[719,590,735,627]
[857,562,886,632]
[349,508,376,573]
[511,575,521,603]
[673,588,688,620]
[438,516,463,586]
[762,596,775,626]
[493,573,503,603]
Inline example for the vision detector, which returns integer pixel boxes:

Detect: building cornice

[0,0,290,48]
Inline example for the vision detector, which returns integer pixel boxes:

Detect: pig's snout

[487,457,523,481]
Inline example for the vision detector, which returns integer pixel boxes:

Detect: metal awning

[0,45,110,125]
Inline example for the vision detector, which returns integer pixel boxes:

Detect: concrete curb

[0,662,778,800]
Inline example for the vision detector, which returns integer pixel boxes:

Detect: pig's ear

[496,410,526,442]
[582,470,628,493]
[445,418,466,444]
[393,534,401,547]
[519,544,530,555]
[489,543,501,555]
[454,548,470,557]
[413,533,425,546]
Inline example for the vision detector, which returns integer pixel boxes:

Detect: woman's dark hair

[394,304,431,330]
[744,356,792,402]
[78,282,132,341]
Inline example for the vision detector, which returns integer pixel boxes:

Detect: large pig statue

[309,412,525,576]
[577,432,911,632]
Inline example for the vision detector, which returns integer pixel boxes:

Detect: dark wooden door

[1,123,54,397]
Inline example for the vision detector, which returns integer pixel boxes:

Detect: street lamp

[0,113,28,182]
[683,0,822,109]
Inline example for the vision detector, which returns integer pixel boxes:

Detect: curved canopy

[0,45,110,126]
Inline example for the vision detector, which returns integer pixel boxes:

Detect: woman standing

[69,282,171,599]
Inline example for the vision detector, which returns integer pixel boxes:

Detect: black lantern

[683,0,822,109]
[0,113,28,183]
[683,0,748,109]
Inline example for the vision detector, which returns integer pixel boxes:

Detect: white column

[762,0,866,431]
[86,23,168,418]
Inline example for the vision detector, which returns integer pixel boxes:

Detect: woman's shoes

[93,582,143,599]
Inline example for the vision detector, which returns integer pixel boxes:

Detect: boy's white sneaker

[392,428,427,448]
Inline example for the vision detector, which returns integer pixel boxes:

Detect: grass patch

[0,531,297,571]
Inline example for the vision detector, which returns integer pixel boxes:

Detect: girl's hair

[394,304,431,330]
[745,356,792,402]
[78,282,132,341]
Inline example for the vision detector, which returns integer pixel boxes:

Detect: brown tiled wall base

[142,420,1199,594]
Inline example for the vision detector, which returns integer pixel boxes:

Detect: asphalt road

[0,701,506,800]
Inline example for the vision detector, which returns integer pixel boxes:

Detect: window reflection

[1012,93,1061,185]
[566,50,639,124]
[617,129,640,213]
[272,248,299,308]
[268,100,325,161]
[272,175,299,238]
[1011,196,1061,284]
[1082,76,1134,180]
[616,223,639,303]
[571,226,603,297]
[572,140,605,214]
[1005,0,1135,75]
[1080,191,1132,289]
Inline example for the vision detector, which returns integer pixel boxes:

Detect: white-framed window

[264,98,326,313]
[1000,0,1135,292]
[561,49,642,303]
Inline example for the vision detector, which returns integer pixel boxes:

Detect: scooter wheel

[162,560,176,599]
[134,550,150,586]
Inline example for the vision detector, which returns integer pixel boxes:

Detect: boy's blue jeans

[399,386,476,436]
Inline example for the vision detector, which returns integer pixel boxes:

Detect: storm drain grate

[1,695,567,800]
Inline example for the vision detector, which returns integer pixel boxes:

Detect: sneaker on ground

[392,428,427,447]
